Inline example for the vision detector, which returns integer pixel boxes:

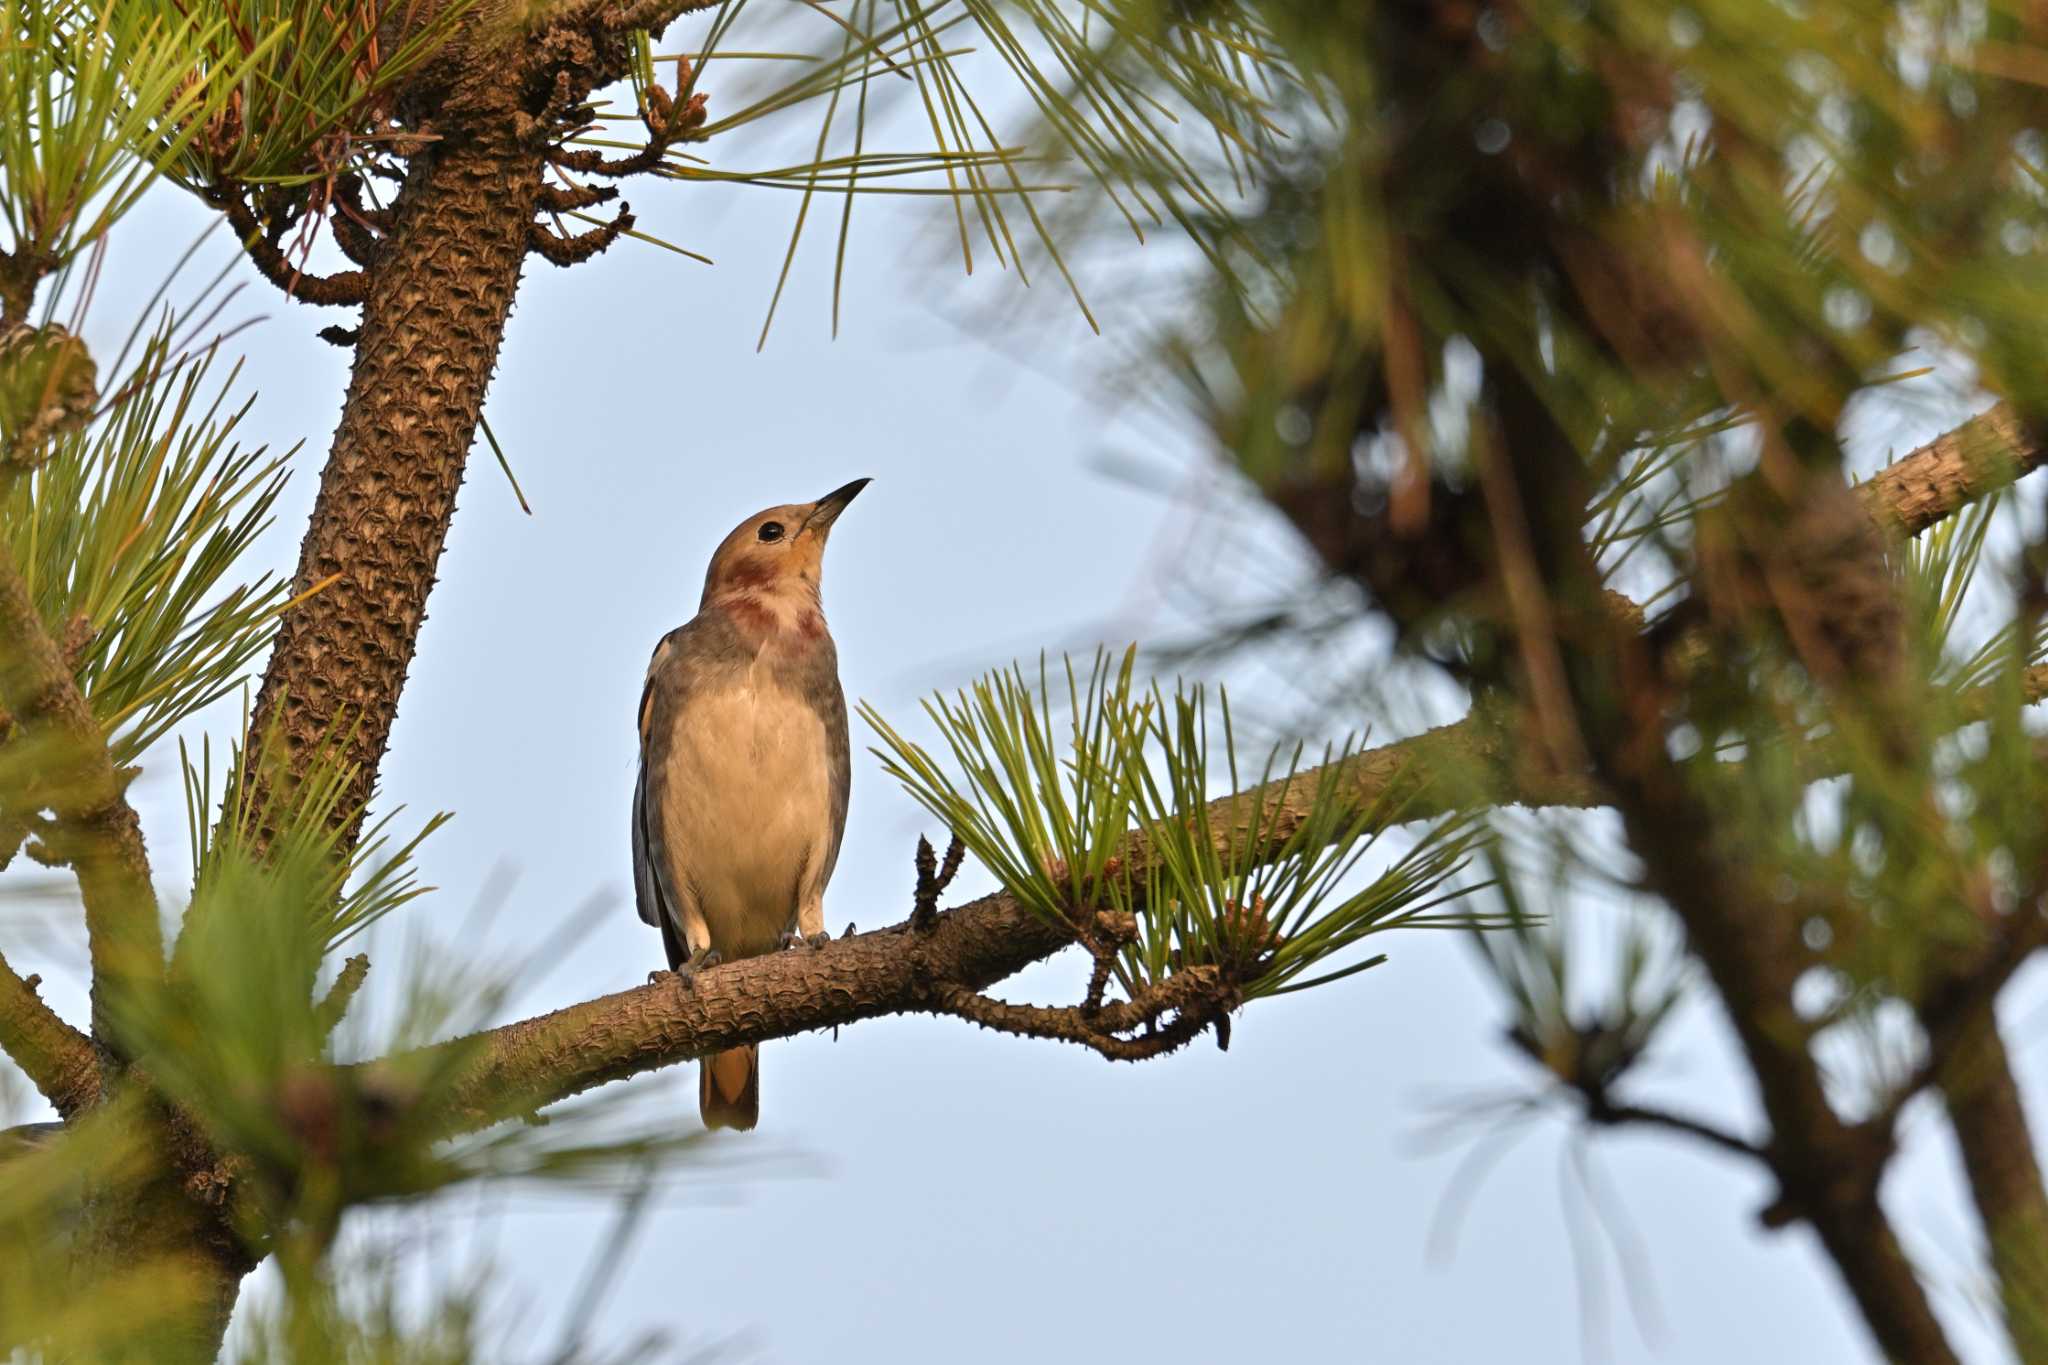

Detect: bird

[631,478,869,1131]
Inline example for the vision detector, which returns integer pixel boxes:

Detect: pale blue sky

[4,61,2042,1363]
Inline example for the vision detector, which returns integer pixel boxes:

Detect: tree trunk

[185,76,546,1346]
[242,113,543,847]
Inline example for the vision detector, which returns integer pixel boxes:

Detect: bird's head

[700,478,871,627]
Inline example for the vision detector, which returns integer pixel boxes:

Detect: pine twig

[207,185,369,308]
[528,207,636,267]
[314,954,371,1040]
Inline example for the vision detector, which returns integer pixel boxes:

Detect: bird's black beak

[802,477,872,536]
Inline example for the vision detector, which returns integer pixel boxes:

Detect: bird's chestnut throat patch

[716,589,828,643]
[717,560,779,592]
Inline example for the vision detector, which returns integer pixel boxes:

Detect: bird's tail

[699,1045,759,1131]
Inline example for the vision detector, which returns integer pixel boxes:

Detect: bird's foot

[672,948,721,992]
[779,929,832,950]
[806,930,831,950]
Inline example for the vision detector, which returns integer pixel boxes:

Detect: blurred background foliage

[2,0,2047,1360]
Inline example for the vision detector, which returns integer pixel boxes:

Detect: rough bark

[424,892,1072,1131]
[239,107,544,849]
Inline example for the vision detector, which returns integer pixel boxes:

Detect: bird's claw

[806,930,831,950]
[672,948,721,992]
[780,929,832,950]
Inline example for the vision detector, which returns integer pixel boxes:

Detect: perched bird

[632,479,869,1130]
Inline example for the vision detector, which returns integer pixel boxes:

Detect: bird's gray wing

[633,757,688,971]
[632,630,691,970]
[815,637,852,888]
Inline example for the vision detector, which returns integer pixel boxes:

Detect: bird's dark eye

[758,521,785,543]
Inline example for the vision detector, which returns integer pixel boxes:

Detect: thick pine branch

[380,659,2048,1140]
[412,893,1071,1133]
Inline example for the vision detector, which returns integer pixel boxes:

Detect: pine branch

[540,0,723,41]
[392,890,1067,1134]
[314,953,372,1040]
[1936,1016,2048,1359]
[206,186,371,309]
[1581,1098,1769,1162]
[1862,403,2042,537]
[0,949,99,1118]
[238,116,544,857]
[1888,895,2048,1356]
[0,540,160,1057]
[545,74,708,181]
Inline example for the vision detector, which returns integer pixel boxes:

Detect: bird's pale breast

[658,675,833,958]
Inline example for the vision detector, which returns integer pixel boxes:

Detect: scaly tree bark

[237,34,544,845]
[232,1,707,847]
